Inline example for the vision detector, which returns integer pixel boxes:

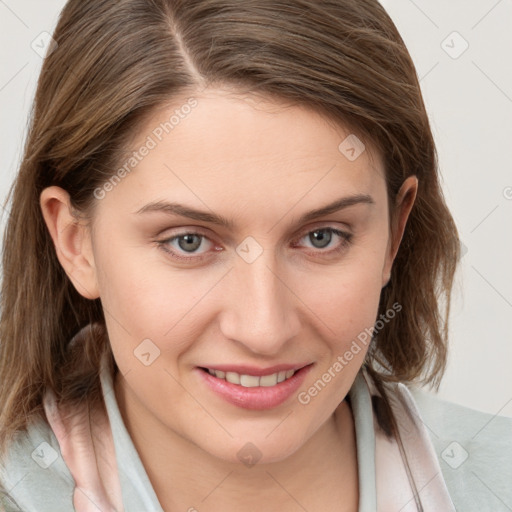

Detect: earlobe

[40,186,100,300]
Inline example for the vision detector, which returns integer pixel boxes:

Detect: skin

[41,87,417,511]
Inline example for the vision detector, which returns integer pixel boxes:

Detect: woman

[0,0,510,510]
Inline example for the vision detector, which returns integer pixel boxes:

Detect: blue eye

[299,228,352,251]
[157,226,353,263]
[158,232,214,261]
[171,233,205,253]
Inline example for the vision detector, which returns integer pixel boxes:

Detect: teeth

[208,368,297,387]
[225,372,240,385]
[260,373,278,387]
[240,374,260,387]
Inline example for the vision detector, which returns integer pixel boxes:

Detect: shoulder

[0,416,74,512]
[406,384,512,510]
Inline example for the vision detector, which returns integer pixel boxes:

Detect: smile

[203,368,297,387]
[197,364,313,410]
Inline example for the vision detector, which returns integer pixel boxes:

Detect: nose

[218,251,301,357]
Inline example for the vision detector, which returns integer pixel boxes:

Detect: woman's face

[83,87,415,464]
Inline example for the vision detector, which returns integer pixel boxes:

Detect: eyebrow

[135,194,375,229]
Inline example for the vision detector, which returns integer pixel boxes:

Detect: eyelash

[156,226,353,263]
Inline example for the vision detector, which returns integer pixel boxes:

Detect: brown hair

[0,0,458,474]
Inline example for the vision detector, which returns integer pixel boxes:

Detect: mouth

[199,367,298,387]
[196,363,313,410]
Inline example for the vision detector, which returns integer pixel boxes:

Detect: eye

[294,227,353,255]
[157,231,217,262]
[156,226,353,263]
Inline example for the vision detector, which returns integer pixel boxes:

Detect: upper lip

[200,363,312,376]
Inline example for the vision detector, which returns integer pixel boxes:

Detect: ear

[40,186,100,300]
[381,175,418,287]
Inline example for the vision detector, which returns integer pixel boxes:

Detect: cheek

[300,248,386,337]
[93,236,216,361]
[310,278,381,381]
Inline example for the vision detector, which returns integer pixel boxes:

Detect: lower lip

[196,365,313,410]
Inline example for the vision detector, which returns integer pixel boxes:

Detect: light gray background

[1,0,511,417]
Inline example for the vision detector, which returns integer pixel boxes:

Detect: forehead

[98,87,386,219]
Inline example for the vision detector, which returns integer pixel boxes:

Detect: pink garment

[364,373,456,511]
[43,368,455,511]
[43,390,124,511]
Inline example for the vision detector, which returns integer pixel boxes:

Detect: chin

[201,433,303,467]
